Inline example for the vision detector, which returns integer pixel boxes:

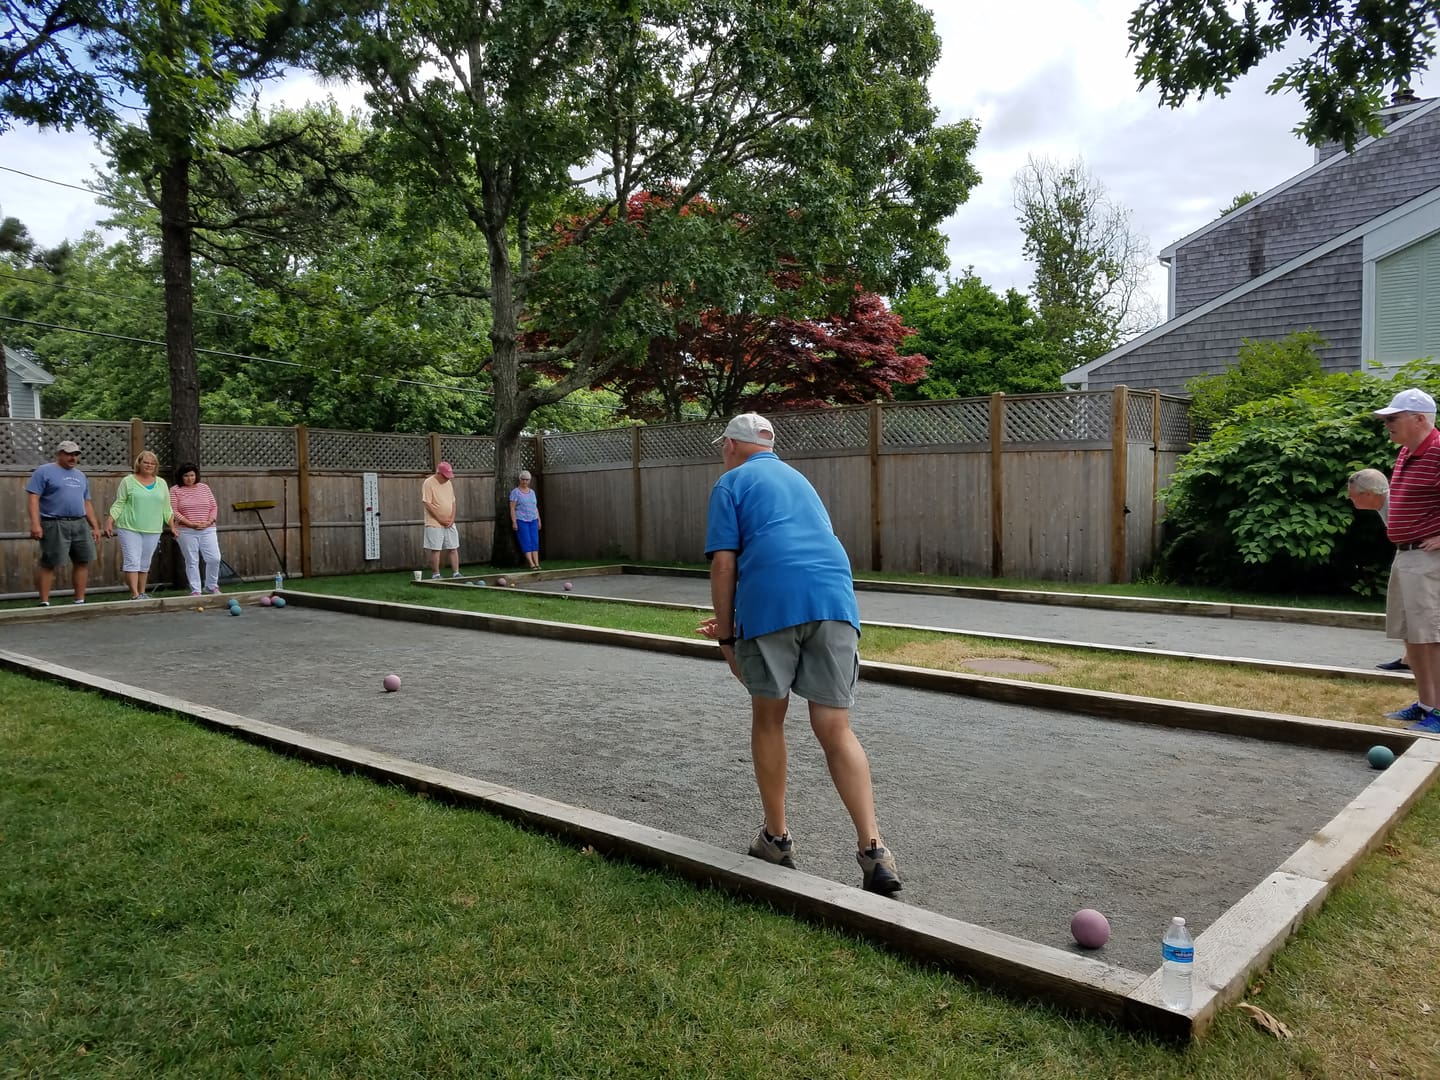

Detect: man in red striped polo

[1377,387,1440,733]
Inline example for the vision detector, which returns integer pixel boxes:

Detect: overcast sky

[1,0,1435,321]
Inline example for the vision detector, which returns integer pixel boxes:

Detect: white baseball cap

[1374,388,1437,416]
[712,412,775,448]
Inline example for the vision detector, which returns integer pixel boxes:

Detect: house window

[1374,230,1440,367]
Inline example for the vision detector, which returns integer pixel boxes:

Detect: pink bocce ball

[563,581,573,591]
[260,595,274,607]
[1070,908,1110,949]
[382,674,402,693]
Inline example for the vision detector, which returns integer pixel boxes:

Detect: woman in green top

[105,450,177,599]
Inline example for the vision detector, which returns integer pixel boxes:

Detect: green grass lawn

[6,671,1439,1077]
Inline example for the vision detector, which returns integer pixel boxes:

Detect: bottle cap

[1171,916,1186,926]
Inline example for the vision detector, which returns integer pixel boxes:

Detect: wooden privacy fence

[0,388,1191,596]
[539,389,1193,584]
[0,418,535,598]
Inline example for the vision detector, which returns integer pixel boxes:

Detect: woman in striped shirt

[170,463,224,596]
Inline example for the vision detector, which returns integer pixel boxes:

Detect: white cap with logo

[1374,388,1437,416]
[712,412,775,448]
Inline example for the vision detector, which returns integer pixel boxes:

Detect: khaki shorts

[39,517,95,569]
[735,620,859,708]
[1386,548,1440,643]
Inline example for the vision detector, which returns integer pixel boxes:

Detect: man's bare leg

[751,695,790,837]
[72,562,89,602]
[808,702,881,848]
[37,565,54,603]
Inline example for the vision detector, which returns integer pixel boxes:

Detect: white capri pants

[116,528,162,573]
[177,526,223,592]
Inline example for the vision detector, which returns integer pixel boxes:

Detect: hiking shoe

[747,826,796,869]
[1386,702,1426,723]
[857,843,902,896]
[1408,709,1440,734]
[1377,657,1411,672]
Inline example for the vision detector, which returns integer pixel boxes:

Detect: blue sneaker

[1407,709,1440,734]
[1387,702,1427,723]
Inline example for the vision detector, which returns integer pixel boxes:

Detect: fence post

[429,432,442,471]
[1110,386,1130,584]
[1151,389,1162,565]
[631,426,644,562]
[989,393,1004,578]
[296,424,313,579]
[868,401,882,572]
[129,417,145,464]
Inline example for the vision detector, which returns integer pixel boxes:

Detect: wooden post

[868,401,882,572]
[129,417,145,465]
[989,393,1004,578]
[429,432,442,471]
[631,426,644,562]
[1151,389,1163,566]
[1110,386,1130,584]
[296,424,312,579]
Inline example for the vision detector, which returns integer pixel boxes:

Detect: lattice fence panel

[201,426,297,469]
[439,435,496,473]
[776,408,869,452]
[0,419,132,471]
[543,427,633,469]
[881,399,990,447]
[143,424,173,467]
[1159,397,1195,445]
[1005,393,1112,442]
[308,429,432,471]
[1126,393,1155,442]
[640,419,727,463]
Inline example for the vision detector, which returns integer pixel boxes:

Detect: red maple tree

[528,193,928,421]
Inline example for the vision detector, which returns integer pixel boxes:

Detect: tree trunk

[159,154,201,467]
[0,339,10,419]
[485,203,526,568]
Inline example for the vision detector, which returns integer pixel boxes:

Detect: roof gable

[1160,97,1440,261]
[2,345,55,386]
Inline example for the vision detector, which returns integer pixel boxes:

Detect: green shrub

[1161,360,1440,595]
[1185,330,1325,433]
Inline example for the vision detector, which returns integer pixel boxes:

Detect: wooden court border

[416,573,1404,685]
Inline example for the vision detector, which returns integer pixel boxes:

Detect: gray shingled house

[3,344,54,419]
[1063,94,1440,393]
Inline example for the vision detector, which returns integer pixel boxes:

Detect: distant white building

[3,344,54,419]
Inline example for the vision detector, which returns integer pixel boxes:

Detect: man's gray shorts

[39,517,95,569]
[735,620,859,708]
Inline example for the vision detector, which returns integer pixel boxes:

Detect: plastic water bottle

[274,571,284,592]
[1161,916,1194,1010]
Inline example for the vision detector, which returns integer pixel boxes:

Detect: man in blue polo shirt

[698,412,901,895]
[25,440,101,606]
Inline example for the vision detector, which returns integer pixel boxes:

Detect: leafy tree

[1013,156,1158,376]
[892,272,1063,399]
[1218,190,1258,218]
[1185,330,1326,433]
[1160,361,1440,595]
[321,0,979,562]
[0,207,37,418]
[611,287,927,422]
[1,0,344,461]
[1129,0,1440,149]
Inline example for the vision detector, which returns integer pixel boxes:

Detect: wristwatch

[717,636,736,646]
